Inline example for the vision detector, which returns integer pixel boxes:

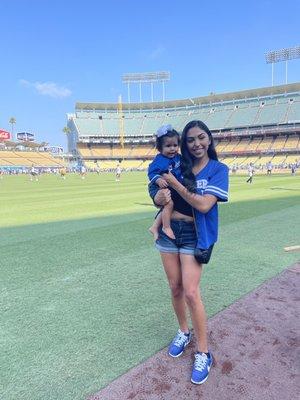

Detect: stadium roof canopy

[76,82,300,112]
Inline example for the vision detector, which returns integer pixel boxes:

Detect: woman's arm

[162,173,217,213]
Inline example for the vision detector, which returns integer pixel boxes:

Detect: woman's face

[185,127,211,159]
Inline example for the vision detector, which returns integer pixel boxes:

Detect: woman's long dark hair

[180,120,218,192]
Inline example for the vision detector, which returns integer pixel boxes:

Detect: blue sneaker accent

[168,329,192,357]
[191,352,213,384]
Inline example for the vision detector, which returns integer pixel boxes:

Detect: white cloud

[148,45,165,60]
[19,79,72,98]
[19,79,31,87]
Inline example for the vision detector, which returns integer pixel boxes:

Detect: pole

[271,63,274,86]
[162,81,165,102]
[151,82,154,102]
[127,83,130,104]
[118,95,124,148]
[139,82,142,103]
[285,61,288,84]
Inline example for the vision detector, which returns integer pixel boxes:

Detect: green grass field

[1,172,299,400]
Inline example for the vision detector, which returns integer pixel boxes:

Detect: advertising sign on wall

[17,132,35,141]
[0,129,10,140]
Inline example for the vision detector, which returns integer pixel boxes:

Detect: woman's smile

[186,127,211,159]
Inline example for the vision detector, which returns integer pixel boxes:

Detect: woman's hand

[162,173,179,188]
[153,188,171,206]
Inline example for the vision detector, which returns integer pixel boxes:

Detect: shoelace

[194,353,208,371]
[173,332,188,347]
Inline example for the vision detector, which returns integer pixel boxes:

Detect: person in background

[115,163,122,181]
[246,163,254,183]
[80,165,86,179]
[30,165,39,181]
[266,161,273,175]
[291,164,296,176]
[60,167,67,179]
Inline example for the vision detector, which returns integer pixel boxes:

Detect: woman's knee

[169,281,184,298]
[184,288,200,307]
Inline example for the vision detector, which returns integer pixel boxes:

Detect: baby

[148,125,181,240]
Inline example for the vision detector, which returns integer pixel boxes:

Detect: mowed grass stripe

[0,174,150,227]
[1,173,299,228]
[1,191,146,211]
[0,212,152,247]
[0,196,298,247]
[1,180,147,199]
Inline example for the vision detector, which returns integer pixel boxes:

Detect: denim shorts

[155,219,197,255]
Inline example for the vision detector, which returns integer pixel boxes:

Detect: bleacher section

[0,150,65,167]
[284,135,299,149]
[258,137,274,150]
[90,147,112,157]
[270,136,287,150]
[223,139,240,152]
[70,84,300,139]
[285,154,299,164]
[77,131,299,171]
[232,138,251,152]
[68,83,300,172]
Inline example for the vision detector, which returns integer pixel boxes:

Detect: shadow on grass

[0,195,299,246]
[270,187,300,191]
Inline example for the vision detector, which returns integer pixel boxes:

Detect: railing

[212,124,300,138]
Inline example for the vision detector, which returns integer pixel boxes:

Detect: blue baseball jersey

[148,153,181,184]
[194,159,229,249]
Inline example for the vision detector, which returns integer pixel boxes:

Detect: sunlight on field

[0,172,299,228]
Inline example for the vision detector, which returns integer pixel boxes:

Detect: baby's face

[161,136,179,158]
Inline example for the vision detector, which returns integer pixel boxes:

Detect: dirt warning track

[88,263,300,400]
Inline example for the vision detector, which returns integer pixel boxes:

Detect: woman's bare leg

[180,253,208,352]
[160,252,189,333]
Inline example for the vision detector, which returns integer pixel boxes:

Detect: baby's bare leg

[149,211,162,240]
[161,199,175,239]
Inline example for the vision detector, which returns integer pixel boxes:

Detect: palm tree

[62,126,71,135]
[9,117,16,141]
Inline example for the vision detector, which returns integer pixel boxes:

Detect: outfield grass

[0,172,299,400]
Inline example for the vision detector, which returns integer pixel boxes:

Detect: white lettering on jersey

[196,179,208,189]
[169,160,180,172]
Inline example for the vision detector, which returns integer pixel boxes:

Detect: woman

[150,120,229,385]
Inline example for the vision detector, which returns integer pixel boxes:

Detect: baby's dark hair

[156,128,180,152]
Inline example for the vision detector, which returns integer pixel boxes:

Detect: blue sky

[1,0,299,148]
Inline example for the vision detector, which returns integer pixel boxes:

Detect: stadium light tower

[265,45,300,86]
[122,71,170,103]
